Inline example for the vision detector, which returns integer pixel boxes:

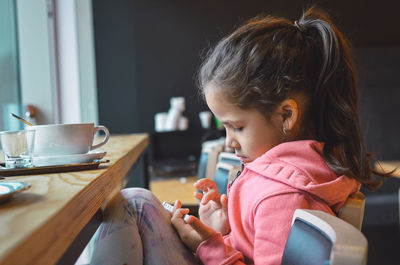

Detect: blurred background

[92,0,400,161]
[0,0,399,264]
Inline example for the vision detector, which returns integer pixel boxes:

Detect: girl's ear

[279,99,299,132]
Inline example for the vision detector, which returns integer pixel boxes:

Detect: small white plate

[0,181,31,203]
[32,150,107,167]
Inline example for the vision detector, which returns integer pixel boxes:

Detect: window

[0,0,98,131]
[0,0,22,131]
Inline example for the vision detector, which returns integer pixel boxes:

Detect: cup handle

[91,125,110,150]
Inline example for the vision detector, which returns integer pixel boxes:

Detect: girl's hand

[193,179,230,235]
[170,200,215,252]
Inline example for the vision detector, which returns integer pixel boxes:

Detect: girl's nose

[226,136,240,150]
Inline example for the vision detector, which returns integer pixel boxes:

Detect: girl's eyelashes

[222,122,243,132]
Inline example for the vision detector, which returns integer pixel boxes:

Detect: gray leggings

[90,188,201,265]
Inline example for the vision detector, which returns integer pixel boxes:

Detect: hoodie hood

[245,140,360,212]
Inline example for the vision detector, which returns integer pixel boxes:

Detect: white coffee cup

[29,123,110,156]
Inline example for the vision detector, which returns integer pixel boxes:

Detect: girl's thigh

[90,187,200,265]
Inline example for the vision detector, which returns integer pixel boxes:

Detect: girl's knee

[120,187,156,201]
[104,188,160,217]
[108,188,159,208]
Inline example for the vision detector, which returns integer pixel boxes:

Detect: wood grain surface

[0,134,148,265]
[150,176,199,205]
[375,160,400,178]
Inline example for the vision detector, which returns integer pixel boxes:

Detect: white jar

[165,108,181,131]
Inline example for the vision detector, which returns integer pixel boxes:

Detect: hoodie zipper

[228,163,245,189]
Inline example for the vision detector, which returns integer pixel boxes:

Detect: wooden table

[150,176,198,205]
[375,160,400,178]
[0,134,148,265]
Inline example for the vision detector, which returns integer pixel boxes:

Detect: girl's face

[205,87,284,163]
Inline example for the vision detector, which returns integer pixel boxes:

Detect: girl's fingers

[195,179,216,189]
[194,179,221,205]
[194,179,217,191]
[194,192,203,201]
[173,200,182,212]
[171,212,208,252]
[176,208,190,218]
[185,215,215,241]
[201,189,220,205]
[220,194,228,212]
[171,208,190,226]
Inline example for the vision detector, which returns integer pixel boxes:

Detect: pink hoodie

[196,140,360,265]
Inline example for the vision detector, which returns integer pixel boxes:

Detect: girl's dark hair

[198,6,389,190]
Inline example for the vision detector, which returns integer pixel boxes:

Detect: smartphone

[162,201,189,222]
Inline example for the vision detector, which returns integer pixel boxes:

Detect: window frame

[15,0,98,125]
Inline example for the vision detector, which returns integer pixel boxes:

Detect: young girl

[91,7,386,265]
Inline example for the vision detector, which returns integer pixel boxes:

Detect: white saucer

[32,150,107,167]
[0,181,31,203]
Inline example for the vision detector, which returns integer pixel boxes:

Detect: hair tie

[294,20,303,31]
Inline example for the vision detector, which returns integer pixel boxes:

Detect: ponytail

[296,7,389,189]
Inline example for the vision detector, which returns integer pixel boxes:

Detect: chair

[201,138,225,180]
[338,191,365,230]
[197,144,211,181]
[218,152,242,166]
[197,139,225,181]
[207,152,242,194]
[281,209,368,265]
[214,162,241,195]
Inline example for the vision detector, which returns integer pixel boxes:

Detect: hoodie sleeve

[196,233,245,264]
[196,191,312,265]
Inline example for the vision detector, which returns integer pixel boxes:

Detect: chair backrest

[281,209,368,265]
[197,139,225,181]
[204,140,225,180]
[218,152,242,166]
[338,191,365,230]
[197,145,211,180]
[214,161,241,195]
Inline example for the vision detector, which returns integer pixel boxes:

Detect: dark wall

[355,48,400,160]
[92,0,400,160]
